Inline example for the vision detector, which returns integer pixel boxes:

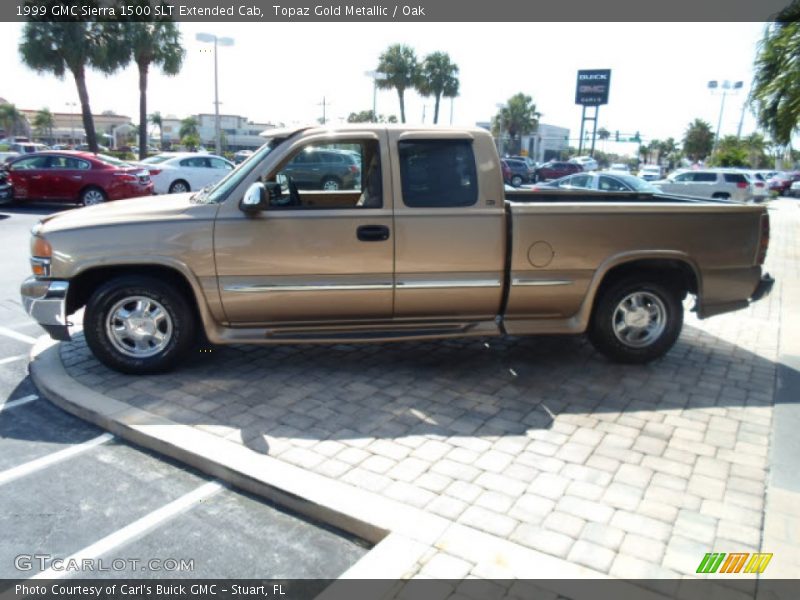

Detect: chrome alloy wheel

[83,189,105,205]
[106,296,173,358]
[611,291,667,348]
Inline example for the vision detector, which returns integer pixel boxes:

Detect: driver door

[214,132,394,325]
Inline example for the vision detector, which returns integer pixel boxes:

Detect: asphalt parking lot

[0,206,369,580]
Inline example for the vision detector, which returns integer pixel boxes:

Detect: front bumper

[20,277,71,341]
[751,273,775,303]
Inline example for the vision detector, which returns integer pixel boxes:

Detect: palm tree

[19,20,129,153]
[415,52,459,125]
[118,11,185,159]
[683,118,714,162]
[33,108,55,143]
[0,103,23,140]
[149,111,164,148]
[492,93,541,155]
[179,116,199,147]
[376,44,418,123]
[750,3,800,147]
[442,75,460,125]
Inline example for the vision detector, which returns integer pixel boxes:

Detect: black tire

[169,180,190,194]
[711,192,730,200]
[80,186,107,206]
[588,277,683,364]
[511,175,523,187]
[321,177,341,191]
[84,275,196,374]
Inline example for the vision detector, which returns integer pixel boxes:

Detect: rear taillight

[757,212,770,265]
[148,169,161,176]
[349,165,358,174]
[736,181,748,189]
[114,172,137,182]
[755,182,765,188]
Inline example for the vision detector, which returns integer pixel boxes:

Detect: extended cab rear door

[389,130,506,320]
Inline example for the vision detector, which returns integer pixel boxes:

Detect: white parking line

[0,354,28,366]
[31,480,224,579]
[0,394,38,412]
[0,326,37,345]
[0,433,114,487]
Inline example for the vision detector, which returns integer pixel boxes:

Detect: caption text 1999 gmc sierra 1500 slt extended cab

[21,125,774,374]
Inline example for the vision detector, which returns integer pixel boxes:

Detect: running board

[207,320,501,345]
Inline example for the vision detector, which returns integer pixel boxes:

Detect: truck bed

[505,189,717,204]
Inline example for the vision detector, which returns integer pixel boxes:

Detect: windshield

[196,137,285,204]
[141,155,172,164]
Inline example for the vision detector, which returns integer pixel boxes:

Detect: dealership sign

[575,69,611,106]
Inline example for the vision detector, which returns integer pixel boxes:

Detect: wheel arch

[66,262,214,334]
[579,252,701,328]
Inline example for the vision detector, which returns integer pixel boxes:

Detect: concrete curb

[30,336,622,582]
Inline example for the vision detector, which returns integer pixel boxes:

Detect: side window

[399,139,477,208]
[180,157,208,168]
[599,176,628,191]
[724,173,747,184]
[565,174,592,189]
[270,140,380,209]
[10,156,49,170]
[209,157,232,170]
[673,172,694,182]
[694,172,717,183]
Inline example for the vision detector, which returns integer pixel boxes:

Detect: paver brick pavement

[57,200,798,579]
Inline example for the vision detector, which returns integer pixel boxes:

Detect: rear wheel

[80,187,106,206]
[84,276,195,374]
[322,177,341,191]
[169,180,190,194]
[588,277,683,363]
[511,175,523,187]
[711,192,731,200]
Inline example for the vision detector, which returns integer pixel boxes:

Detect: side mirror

[239,181,284,213]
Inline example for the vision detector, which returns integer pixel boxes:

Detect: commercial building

[477,121,570,163]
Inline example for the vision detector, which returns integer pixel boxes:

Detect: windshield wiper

[190,184,215,203]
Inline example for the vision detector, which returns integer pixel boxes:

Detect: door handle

[357,225,390,242]
[71,176,82,180]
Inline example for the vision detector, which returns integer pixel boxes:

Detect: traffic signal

[615,130,619,141]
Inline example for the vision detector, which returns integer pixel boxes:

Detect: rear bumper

[20,277,71,341]
[751,272,775,303]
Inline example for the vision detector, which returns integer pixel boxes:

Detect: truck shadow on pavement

[52,322,779,459]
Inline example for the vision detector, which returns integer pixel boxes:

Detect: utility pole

[317,97,332,125]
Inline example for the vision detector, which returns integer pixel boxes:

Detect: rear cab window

[398,139,478,207]
[723,173,748,184]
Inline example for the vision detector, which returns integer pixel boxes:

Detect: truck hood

[36,193,200,234]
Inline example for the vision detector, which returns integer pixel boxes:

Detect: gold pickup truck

[21,125,774,374]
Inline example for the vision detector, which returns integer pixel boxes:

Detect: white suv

[569,155,599,172]
[652,169,754,203]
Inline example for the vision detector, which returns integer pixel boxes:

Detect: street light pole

[708,80,743,150]
[365,71,387,122]
[196,32,234,155]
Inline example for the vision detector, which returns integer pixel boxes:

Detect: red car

[7,151,153,205]
[767,172,800,196]
[533,161,583,182]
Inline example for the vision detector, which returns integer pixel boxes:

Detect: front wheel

[84,276,196,374]
[321,177,341,191]
[511,175,523,187]
[588,277,683,363]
